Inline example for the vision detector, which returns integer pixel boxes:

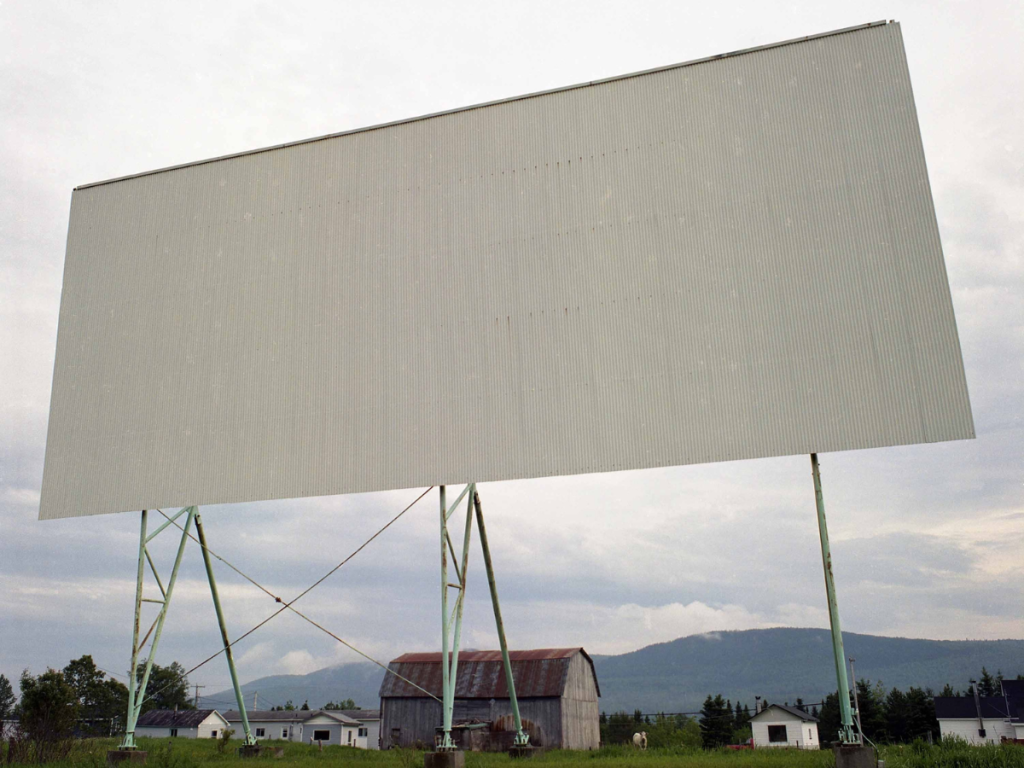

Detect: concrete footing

[107,750,148,767]
[834,744,876,768]
[424,750,465,768]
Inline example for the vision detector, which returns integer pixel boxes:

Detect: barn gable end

[379,648,599,750]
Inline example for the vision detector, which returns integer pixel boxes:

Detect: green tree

[680,717,702,747]
[905,687,939,742]
[817,692,841,744]
[300,700,310,711]
[19,669,80,762]
[136,662,192,713]
[63,655,128,735]
[699,695,732,748]
[323,698,357,710]
[855,680,885,743]
[601,711,634,745]
[978,667,997,697]
[939,683,958,697]
[884,687,910,743]
[0,674,16,723]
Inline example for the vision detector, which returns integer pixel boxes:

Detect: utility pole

[193,684,206,709]
[254,691,259,711]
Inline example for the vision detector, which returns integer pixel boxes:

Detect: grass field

[5,737,1023,768]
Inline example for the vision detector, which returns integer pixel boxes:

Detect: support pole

[195,513,256,746]
[120,510,149,750]
[473,490,529,747]
[439,486,455,750]
[447,486,474,712]
[810,454,857,744]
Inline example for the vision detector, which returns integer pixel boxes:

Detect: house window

[282,728,288,739]
[211,731,217,739]
[358,728,368,737]
[170,729,178,738]
[809,729,813,741]
[255,728,265,738]
[768,725,788,743]
[347,731,352,744]
[313,730,330,741]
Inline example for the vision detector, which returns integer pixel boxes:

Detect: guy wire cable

[138,486,440,706]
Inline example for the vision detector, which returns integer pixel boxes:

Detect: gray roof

[750,704,819,723]
[136,709,220,728]
[40,20,972,520]
[223,710,309,723]
[339,709,380,721]
[934,697,1010,721]
[223,710,360,725]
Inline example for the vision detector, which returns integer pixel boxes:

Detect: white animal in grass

[632,731,647,750]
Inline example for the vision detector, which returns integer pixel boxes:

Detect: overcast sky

[2,0,1022,700]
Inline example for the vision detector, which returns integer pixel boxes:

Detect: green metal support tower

[117,506,258,752]
[119,507,196,750]
[437,485,528,751]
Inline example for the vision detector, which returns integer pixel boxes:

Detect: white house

[134,710,228,739]
[223,709,373,747]
[338,709,381,750]
[749,704,820,749]
[935,681,1024,745]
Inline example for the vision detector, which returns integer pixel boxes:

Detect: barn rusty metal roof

[380,648,599,699]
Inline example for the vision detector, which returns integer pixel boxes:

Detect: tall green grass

[3,737,1022,768]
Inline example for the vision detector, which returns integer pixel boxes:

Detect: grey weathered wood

[379,649,599,750]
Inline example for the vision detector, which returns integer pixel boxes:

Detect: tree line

[598,665,1023,750]
[0,656,194,740]
[600,696,755,749]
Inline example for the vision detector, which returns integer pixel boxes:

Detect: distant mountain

[592,628,1024,713]
[204,661,385,712]
[209,628,1024,714]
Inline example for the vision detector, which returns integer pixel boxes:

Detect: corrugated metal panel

[135,710,217,728]
[379,648,596,699]
[40,21,974,520]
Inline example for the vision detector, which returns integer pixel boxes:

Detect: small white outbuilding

[749,703,820,749]
[134,709,228,739]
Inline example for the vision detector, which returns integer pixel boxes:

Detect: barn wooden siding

[379,648,599,750]
[561,649,601,749]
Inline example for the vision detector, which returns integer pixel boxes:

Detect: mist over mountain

[210,628,1024,714]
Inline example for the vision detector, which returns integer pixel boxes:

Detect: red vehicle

[726,738,754,750]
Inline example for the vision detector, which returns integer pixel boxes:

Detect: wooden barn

[379,648,600,750]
